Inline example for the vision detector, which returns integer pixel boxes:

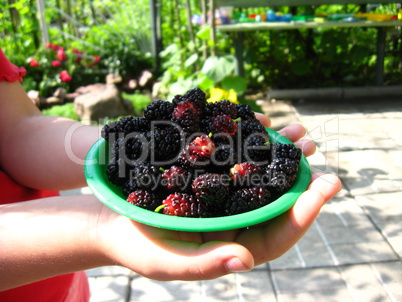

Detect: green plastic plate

[84,128,311,232]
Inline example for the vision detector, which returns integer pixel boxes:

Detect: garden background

[1,0,401,120]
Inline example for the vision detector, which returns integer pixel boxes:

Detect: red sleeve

[0,48,27,82]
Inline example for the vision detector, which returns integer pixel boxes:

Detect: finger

[278,124,306,142]
[294,139,316,157]
[118,221,254,281]
[309,173,342,203]
[255,112,271,128]
[235,189,325,265]
[135,240,254,281]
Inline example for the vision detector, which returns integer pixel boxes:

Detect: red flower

[29,58,39,67]
[59,70,72,82]
[72,48,83,54]
[93,56,101,63]
[74,56,82,64]
[57,49,67,61]
[47,43,61,51]
[52,60,62,67]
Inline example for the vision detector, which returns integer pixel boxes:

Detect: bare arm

[0,81,100,190]
[0,195,110,290]
[0,172,341,291]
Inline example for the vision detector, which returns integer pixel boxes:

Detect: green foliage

[242,4,401,89]
[1,0,400,98]
[122,93,152,116]
[1,0,153,97]
[41,103,79,120]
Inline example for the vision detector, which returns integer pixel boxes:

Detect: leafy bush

[239,4,401,89]
[41,103,79,120]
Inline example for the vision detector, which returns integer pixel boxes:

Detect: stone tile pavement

[64,96,402,302]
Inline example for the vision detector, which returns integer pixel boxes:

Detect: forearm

[0,195,111,291]
[0,81,100,190]
[2,115,100,190]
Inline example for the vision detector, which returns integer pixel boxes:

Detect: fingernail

[225,257,250,273]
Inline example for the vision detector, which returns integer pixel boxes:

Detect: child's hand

[93,114,341,281]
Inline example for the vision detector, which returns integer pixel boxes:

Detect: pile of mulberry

[102,88,303,217]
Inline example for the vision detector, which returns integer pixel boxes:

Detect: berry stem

[154,204,166,213]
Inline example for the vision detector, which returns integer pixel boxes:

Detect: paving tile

[89,276,130,302]
[318,196,372,228]
[269,244,306,270]
[201,274,239,301]
[296,224,338,267]
[355,192,402,257]
[277,288,354,302]
[271,267,345,294]
[335,150,402,195]
[339,263,396,302]
[130,277,202,302]
[235,271,277,302]
[329,241,398,265]
[318,221,384,245]
[372,261,402,302]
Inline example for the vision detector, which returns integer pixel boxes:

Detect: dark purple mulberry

[144,100,174,121]
[192,173,230,205]
[225,186,272,216]
[126,189,161,211]
[271,143,302,162]
[205,100,237,119]
[101,116,150,141]
[235,104,256,121]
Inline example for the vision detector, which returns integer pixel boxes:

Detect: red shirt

[0,48,90,301]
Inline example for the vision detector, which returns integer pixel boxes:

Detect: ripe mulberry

[129,163,162,190]
[271,143,302,162]
[230,162,262,188]
[144,100,174,121]
[241,134,270,163]
[205,100,237,119]
[162,166,193,192]
[239,119,268,140]
[211,115,239,137]
[101,116,150,141]
[171,101,200,133]
[225,186,272,216]
[192,173,230,204]
[127,189,161,211]
[161,193,209,217]
[148,125,183,163]
[235,104,256,121]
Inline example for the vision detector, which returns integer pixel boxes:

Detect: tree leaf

[201,55,236,83]
[185,53,198,67]
[221,75,247,94]
[197,75,215,91]
[196,25,211,40]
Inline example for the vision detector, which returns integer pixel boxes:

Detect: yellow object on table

[355,12,394,21]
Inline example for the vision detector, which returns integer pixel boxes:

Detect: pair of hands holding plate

[89,113,341,281]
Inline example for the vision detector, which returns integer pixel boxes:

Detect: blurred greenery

[123,92,153,116]
[1,0,401,120]
[41,103,79,120]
